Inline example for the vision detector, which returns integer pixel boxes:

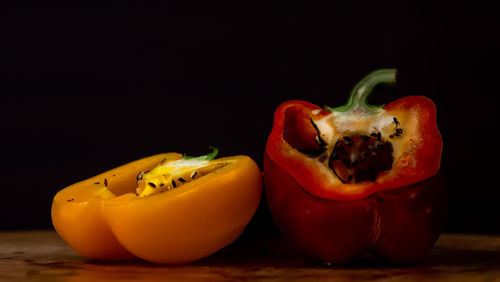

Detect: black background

[1,3,498,235]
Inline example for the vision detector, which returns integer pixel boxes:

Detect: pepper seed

[360,135,370,141]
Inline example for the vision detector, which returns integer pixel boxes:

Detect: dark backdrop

[1,3,498,234]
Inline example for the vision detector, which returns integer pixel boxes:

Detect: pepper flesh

[264,69,446,263]
[51,153,179,261]
[52,150,262,264]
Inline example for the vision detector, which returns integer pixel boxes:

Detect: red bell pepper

[264,69,446,264]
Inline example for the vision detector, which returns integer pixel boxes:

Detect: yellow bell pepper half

[51,150,262,264]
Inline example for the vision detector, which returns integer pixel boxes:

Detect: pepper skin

[264,69,446,264]
[51,153,179,261]
[52,150,262,264]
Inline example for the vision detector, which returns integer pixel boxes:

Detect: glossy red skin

[264,98,446,264]
[265,154,447,264]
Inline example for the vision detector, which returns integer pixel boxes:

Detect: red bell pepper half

[264,69,446,264]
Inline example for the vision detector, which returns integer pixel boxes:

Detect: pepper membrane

[264,69,446,264]
[52,148,262,264]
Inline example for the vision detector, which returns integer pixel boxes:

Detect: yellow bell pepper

[51,148,262,264]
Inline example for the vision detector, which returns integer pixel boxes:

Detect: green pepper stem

[325,69,397,113]
[183,146,219,161]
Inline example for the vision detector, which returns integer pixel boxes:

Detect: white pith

[137,158,229,197]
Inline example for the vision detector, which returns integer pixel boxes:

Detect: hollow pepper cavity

[264,69,446,264]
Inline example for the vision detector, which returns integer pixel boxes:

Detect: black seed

[389,135,394,138]
[145,170,151,174]
[310,118,326,147]
[343,136,352,142]
[371,133,378,137]
[148,182,156,188]
[136,171,144,181]
[178,177,185,183]
[393,117,399,125]
[67,198,74,202]
[360,135,370,141]
[160,158,166,164]
[396,128,403,135]
[377,144,384,150]
[346,142,354,147]
[331,151,338,160]
[351,160,358,167]
[344,158,351,168]
[377,132,382,140]
[318,154,328,163]
[376,196,384,202]
[160,183,164,187]
[172,180,177,188]
[191,171,198,179]
[348,175,353,181]
[104,178,108,187]
[94,182,100,185]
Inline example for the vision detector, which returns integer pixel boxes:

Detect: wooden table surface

[1,231,499,281]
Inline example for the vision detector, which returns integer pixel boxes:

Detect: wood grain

[1,231,499,281]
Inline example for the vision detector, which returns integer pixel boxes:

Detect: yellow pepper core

[136,157,229,197]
